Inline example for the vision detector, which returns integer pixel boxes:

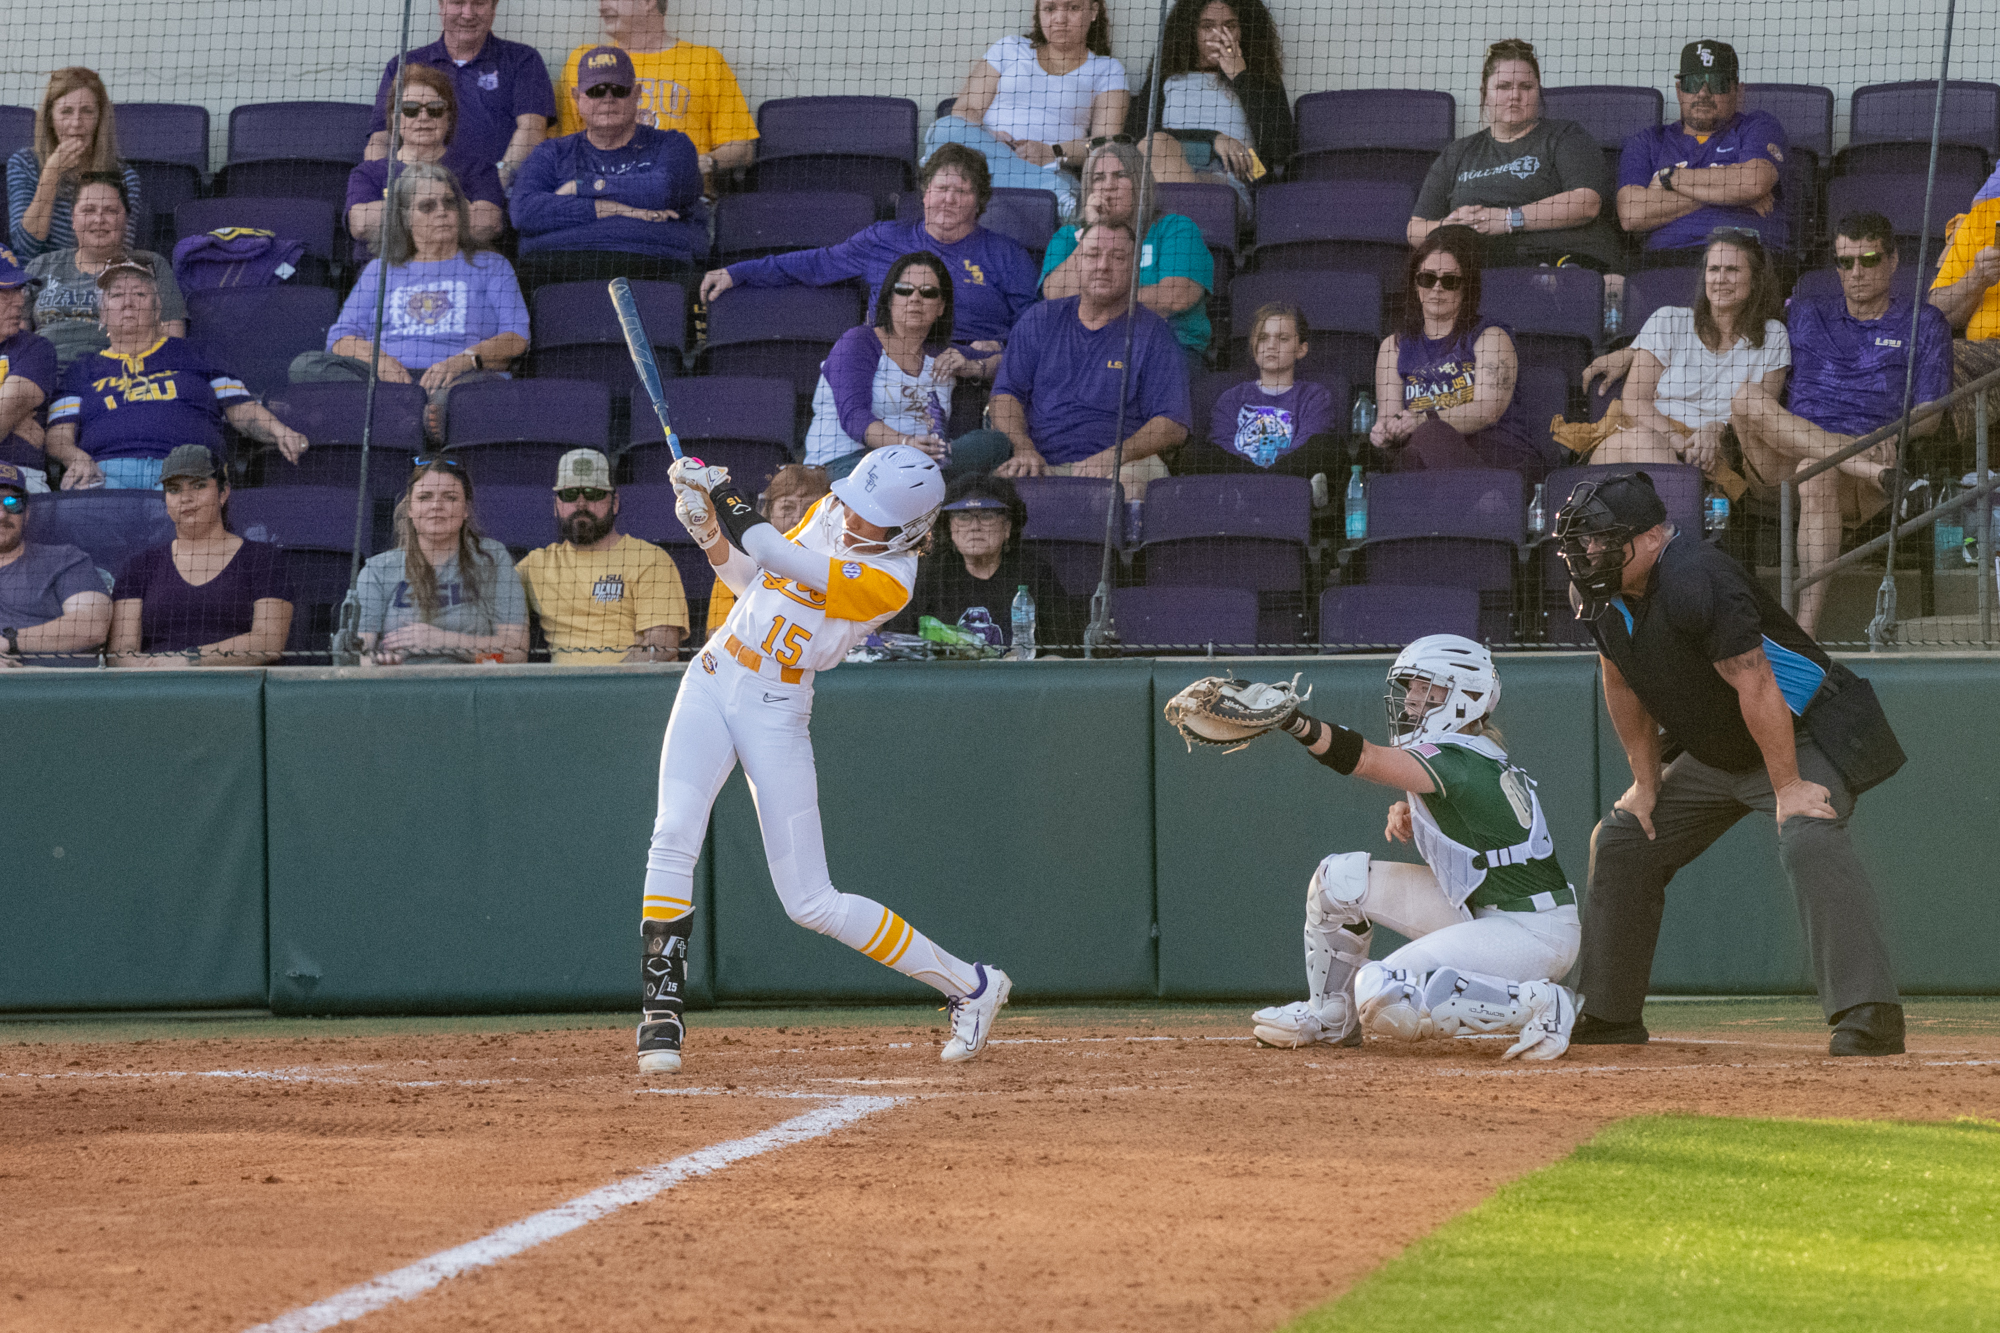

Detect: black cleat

[1568,1012,1650,1045]
[1828,1003,1905,1057]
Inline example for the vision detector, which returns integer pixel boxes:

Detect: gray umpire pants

[1581,734,1901,1024]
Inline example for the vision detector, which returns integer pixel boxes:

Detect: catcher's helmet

[1551,472,1670,617]
[1385,634,1499,747]
[827,444,945,556]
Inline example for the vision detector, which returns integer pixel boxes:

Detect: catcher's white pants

[643,648,978,996]
[1345,860,1580,983]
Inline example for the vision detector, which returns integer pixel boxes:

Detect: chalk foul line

[240,1093,902,1333]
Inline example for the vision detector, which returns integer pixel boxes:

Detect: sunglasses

[584,83,633,99]
[0,492,25,514]
[409,197,459,215]
[1413,270,1464,291]
[892,282,942,299]
[556,486,611,503]
[1834,251,1887,271]
[1707,225,1763,246]
[400,102,449,119]
[413,454,463,471]
[1086,134,1135,150]
[1678,73,1736,95]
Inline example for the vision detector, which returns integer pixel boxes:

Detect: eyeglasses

[1678,73,1736,95]
[401,102,450,119]
[409,197,459,215]
[1086,134,1135,150]
[949,510,1008,525]
[1413,271,1464,290]
[1834,251,1887,271]
[413,454,463,471]
[0,493,25,515]
[892,282,943,299]
[584,83,633,100]
[556,486,611,503]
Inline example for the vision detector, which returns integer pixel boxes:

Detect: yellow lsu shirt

[716,496,914,674]
[554,41,759,151]
[1932,198,2000,342]
[516,534,690,664]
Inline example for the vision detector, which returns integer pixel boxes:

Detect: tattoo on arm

[1714,646,1770,686]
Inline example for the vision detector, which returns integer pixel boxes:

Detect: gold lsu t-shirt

[516,533,690,664]
[1932,198,2000,343]
[554,41,759,151]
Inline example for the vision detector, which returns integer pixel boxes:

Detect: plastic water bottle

[1705,493,1730,534]
[1527,482,1547,539]
[1010,584,1037,660]
[1344,465,1367,541]
[1961,473,1996,565]
[1936,479,1964,571]
[1350,389,1377,440]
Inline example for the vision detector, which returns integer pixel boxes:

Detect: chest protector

[1406,735,1554,907]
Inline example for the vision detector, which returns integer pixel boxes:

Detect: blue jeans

[98,457,166,490]
[924,116,1077,217]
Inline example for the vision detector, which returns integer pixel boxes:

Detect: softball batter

[639,444,1010,1073]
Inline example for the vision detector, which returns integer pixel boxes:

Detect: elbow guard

[710,483,769,550]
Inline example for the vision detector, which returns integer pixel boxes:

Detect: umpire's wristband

[710,483,769,550]
[1285,711,1366,775]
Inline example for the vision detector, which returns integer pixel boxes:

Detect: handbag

[1802,662,1906,795]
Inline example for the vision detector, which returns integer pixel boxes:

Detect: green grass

[1284,1116,2000,1333]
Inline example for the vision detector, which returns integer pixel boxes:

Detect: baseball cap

[577,46,637,91]
[0,461,29,493]
[0,246,28,290]
[161,444,225,483]
[1678,40,1739,83]
[1583,471,1669,531]
[95,258,157,290]
[554,448,614,491]
[942,494,1009,514]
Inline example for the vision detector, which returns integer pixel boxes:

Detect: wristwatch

[1507,207,1526,233]
[184,645,202,664]
[469,351,484,371]
[1660,165,1678,193]
[2,628,18,657]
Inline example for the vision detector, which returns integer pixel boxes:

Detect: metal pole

[1780,480,1794,614]
[1980,389,1993,644]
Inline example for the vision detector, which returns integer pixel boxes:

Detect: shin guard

[640,916,692,1054]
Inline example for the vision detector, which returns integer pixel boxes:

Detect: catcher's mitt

[1163,674,1309,753]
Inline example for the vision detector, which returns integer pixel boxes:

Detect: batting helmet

[829,444,945,556]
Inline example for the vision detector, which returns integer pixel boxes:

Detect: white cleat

[637,1049,682,1074]
[1503,980,1579,1061]
[1251,1000,1361,1048]
[941,964,1011,1062]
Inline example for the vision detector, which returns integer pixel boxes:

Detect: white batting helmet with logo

[828,444,945,555]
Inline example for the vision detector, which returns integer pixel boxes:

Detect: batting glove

[668,458,730,493]
[676,489,722,547]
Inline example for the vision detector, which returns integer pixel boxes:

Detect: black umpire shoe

[1828,1003,1905,1057]
[1569,1013,1650,1045]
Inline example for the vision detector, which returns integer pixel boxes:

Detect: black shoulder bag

[1802,662,1906,795]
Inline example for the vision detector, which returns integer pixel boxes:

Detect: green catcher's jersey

[1406,736,1571,911]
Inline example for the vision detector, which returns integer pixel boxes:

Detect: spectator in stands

[1134,0,1294,207]
[357,456,528,664]
[7,68,142,260]
[0,248,58,490]
[554,0,758,185]
[702,462,830,636]
[887,473,1079,647]
[27,173,186,371]
[991,221,1191,494]
[699,144,1037,389]
[1617,41,1787,266]
[516,448,689,663]
[927,0,1131,218]
[511,46,707,292]
[297,164,527,440]
[1370,225,1542,477]
[1409,40,1619,273]
[1040,140,1212,359]
[364,0,554,192]
[349,67,506,250]
[106,445,292,668]
[1189,301,1339,476]
[0,461,111,666]
[1733,212,1950,634]
[804,255,1014,481]
[44,262,307,490]
[1926,165,2000,441]
[1588,229,1788,482]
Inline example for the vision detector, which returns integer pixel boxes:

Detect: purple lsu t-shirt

[1785,295,1953,438]
[115,539,291,654]
[0,328,58,469]
[1395,319,1531,451]
[1209,380,1336,467]
[368,35,557,174]
[1617,110,1790,252]
[992,297,1191,465]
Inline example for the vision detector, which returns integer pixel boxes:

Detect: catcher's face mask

[1553,481,1642,617]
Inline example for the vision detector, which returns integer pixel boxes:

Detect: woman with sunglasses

[926,0,1130,217]
[1408,39,1619,274]
[803,254,1014,481]
[1132,0,1293,208]
[298,162,527,440]
[355,455,527,665]
[345,66,506,252]
[1370,226,1541,477]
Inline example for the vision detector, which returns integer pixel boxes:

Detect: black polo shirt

[1590,533,1831,772]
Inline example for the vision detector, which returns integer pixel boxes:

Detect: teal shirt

[1040,213,1213,355]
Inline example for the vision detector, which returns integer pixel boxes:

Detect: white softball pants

[1342,859,1580,983]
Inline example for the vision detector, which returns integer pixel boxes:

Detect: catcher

[1164,636,1583,1060]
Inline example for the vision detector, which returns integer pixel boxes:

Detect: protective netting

[2,0,1995,666]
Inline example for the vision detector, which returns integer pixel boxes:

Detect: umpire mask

[1552,473,1668,617]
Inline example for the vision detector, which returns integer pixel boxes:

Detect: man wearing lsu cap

[0,461,111,666]
[0,245,59,492]
[1617,41,1790,264]
[516,448,689,662]
[1551,470,1907,1058]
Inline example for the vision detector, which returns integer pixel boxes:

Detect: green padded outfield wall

[263,668,711,1015]
[3,671,267,1010]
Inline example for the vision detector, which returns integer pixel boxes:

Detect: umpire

[1553,472,1907,1056]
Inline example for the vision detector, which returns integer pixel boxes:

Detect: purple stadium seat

[527,280,687,402]
[0,106,32,161]
[1140,475,1312,631]
[1741,84,1833,166]
[1156,181,1239,252]
[232,486,366,552]
[1318,584,1480,652]
[1228,269,1381,387]
[23,491,172,583]
[605,482,681,545]
[1512,362,1570,456]
[218,101,373,206]
[1188,368,1238,444]
[1843,80,2000,177]
[1251,181,1413,293]
[1539,85,1663,148]
[1289,89,1454,186]
[1111,585,1258,654]
[1015,475,1120,597]
[716,191,877,265]
[445,378,610,485]
[185,285,340,398]
[698,286,862,403]
[1622,266,1700,338]
[1359,469,1524,643]
[664,544,718,625]
[474,484,560,553]
[1479,265,1603,387]
[121,103,211,252]
[264,380,428,495]
[751,96,918,212]
[175,196,339,284]
[1538,462,1702,643]
[898,187,1060,260]
[1824,172,1980,266]
[628,375,798,496]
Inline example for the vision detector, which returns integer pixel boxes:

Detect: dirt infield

[5,1002,1998,1333]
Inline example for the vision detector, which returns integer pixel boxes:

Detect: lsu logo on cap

[841,561,862,580]
[587,52,620,70]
